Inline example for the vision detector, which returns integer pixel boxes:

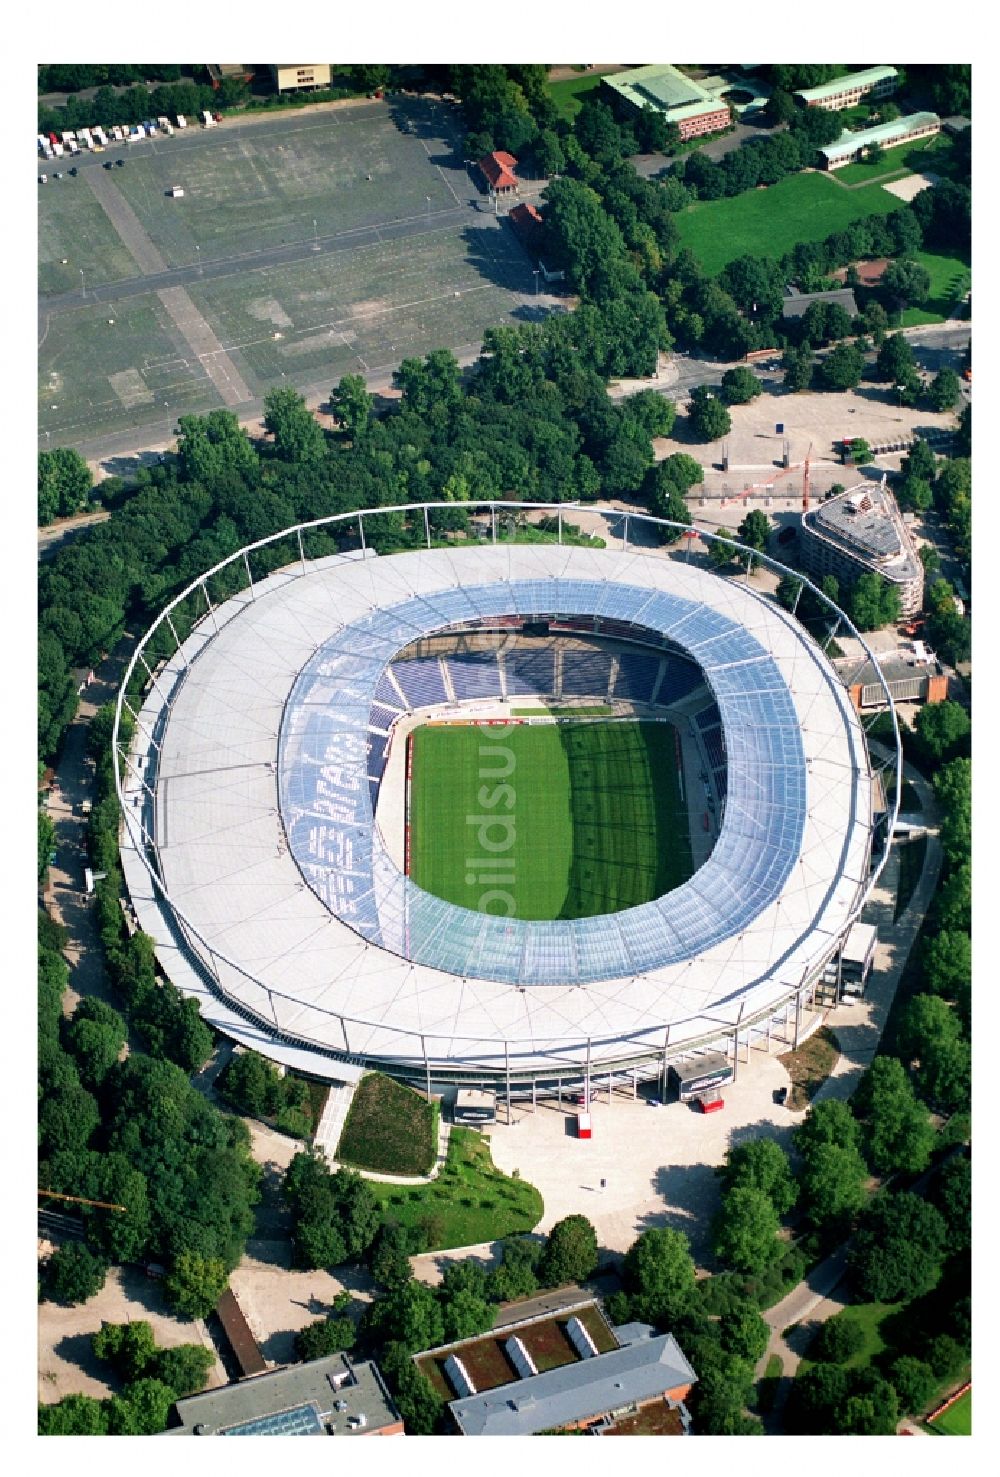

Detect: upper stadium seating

[390,657,448,709]
[446,651,504,701]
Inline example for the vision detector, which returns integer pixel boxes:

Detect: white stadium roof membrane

[119,530,881,1081]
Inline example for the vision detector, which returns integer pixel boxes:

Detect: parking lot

[38,97,540,457]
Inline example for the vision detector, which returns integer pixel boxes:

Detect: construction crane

[38,1189,127,1212]
[802,442,814,514]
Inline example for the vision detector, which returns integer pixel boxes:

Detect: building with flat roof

[269,64,332,93]
[603,65,732,140]
[448,1330,696,1435]
[800,483,924,616]
[782,288,858,321]
[819,111,940,170]
[836,653,948,711]
[795,66,898,110]
[166,1353,403,1436]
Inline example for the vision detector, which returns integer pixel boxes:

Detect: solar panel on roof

[221,1402,325,1436]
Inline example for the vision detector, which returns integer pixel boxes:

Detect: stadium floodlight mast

[112,501,901,1089]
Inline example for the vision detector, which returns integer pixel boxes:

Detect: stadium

[115,502,899,1100]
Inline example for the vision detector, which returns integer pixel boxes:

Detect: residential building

[795,66,898,111]
[165,1353,403,1436]
[782,287,858,321]
[832,258,890,288]
[800,483,924,617]
[819,111,941,170]
[416,1299,696,1436]
[269,64,332,93]
[508,201,543,247]
[478,150,519,194]
[207,65,254,86]
[603,65,732,140]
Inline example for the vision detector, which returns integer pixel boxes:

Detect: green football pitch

[408,720,693,921]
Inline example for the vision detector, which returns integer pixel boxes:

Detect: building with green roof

[819,110,941,170]
[795,66,898,111]
[603,64,732,140]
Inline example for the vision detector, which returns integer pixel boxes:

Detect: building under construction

[800,482,924,616]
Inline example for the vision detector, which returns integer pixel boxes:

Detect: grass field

[928,1386,971,1434]
[335,1072,437,1176]
[368,1128,543,1250]
[673,170,905,276]
[898,247,971,327]
[408,720,692,921]
[797,1301,903,1378]
[545,71,614,121]
[39,292,221,446]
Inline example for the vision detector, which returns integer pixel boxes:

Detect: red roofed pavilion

[478,150,519,194]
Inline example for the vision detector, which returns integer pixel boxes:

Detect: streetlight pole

[195,243,201,276]
[533,269,539,297]
[79,267,85,300]
[313,217,318,248]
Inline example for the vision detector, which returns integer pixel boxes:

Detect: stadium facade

[115,504,899,1098]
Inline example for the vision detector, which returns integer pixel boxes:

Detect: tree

[153,1343,215,1397]
[848,572,901,631]
[896,994,970,1114]
[441,1287,493,1343]
[718,1303,769,1363]
[787,1363,849,1434]
[370,1222,414,1289]
[43,1243,107,1305]
[933,861,970,934]
[218,1049,282,1119]
[934,757,971,870]
[738,508,771,562]
[835,1372,899,1435]
[896,473,933,513]
[927,367,961,412]
[882,258,931,314]
[38,447,93,525]
[865,141,885,166]
[687,385,731,441]
[889,1356,937,1415]
[360,1278,445,1355]
[63,998,127,1091]
[852,1056,935,1176]
[712,1187,781,1274]
[380,1342,445,1435]
[105,1377,176,1435]
[707,527,738,570]
[295,1315,356,1362]
[38,1393,110,1435]
[718,1138,797,1217]
[798,1141,868,1232]
[815,342,864,392]
[621,1226,697,1327]
[163,1251,228,1320]
[92,1320,157,1381]
[921,929,971,1022]
[914,701,970,764]
[626,389,676,439]
[488,1236,542,1302]
[848,1191,947,1302]
[765,88,798,126]
[848,437,870,465]
[810,1312,865,1363]
[329,374,374,437]
[262,387,327,463]
[720,366,762,405]
[782,345,815,392]
[538,1214,598,1287]
[875,333,915,383]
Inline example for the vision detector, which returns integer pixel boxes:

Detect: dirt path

[42,634,139,1024]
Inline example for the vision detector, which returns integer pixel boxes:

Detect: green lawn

[368,1128,543,1250]
[898,248,971,327]
[797,1301,903,1378]
[673,170,906,276]
[336,1072,437,1176]
[545,71,615,121]
[928,1386,971,1435]
[408,719,692,920]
